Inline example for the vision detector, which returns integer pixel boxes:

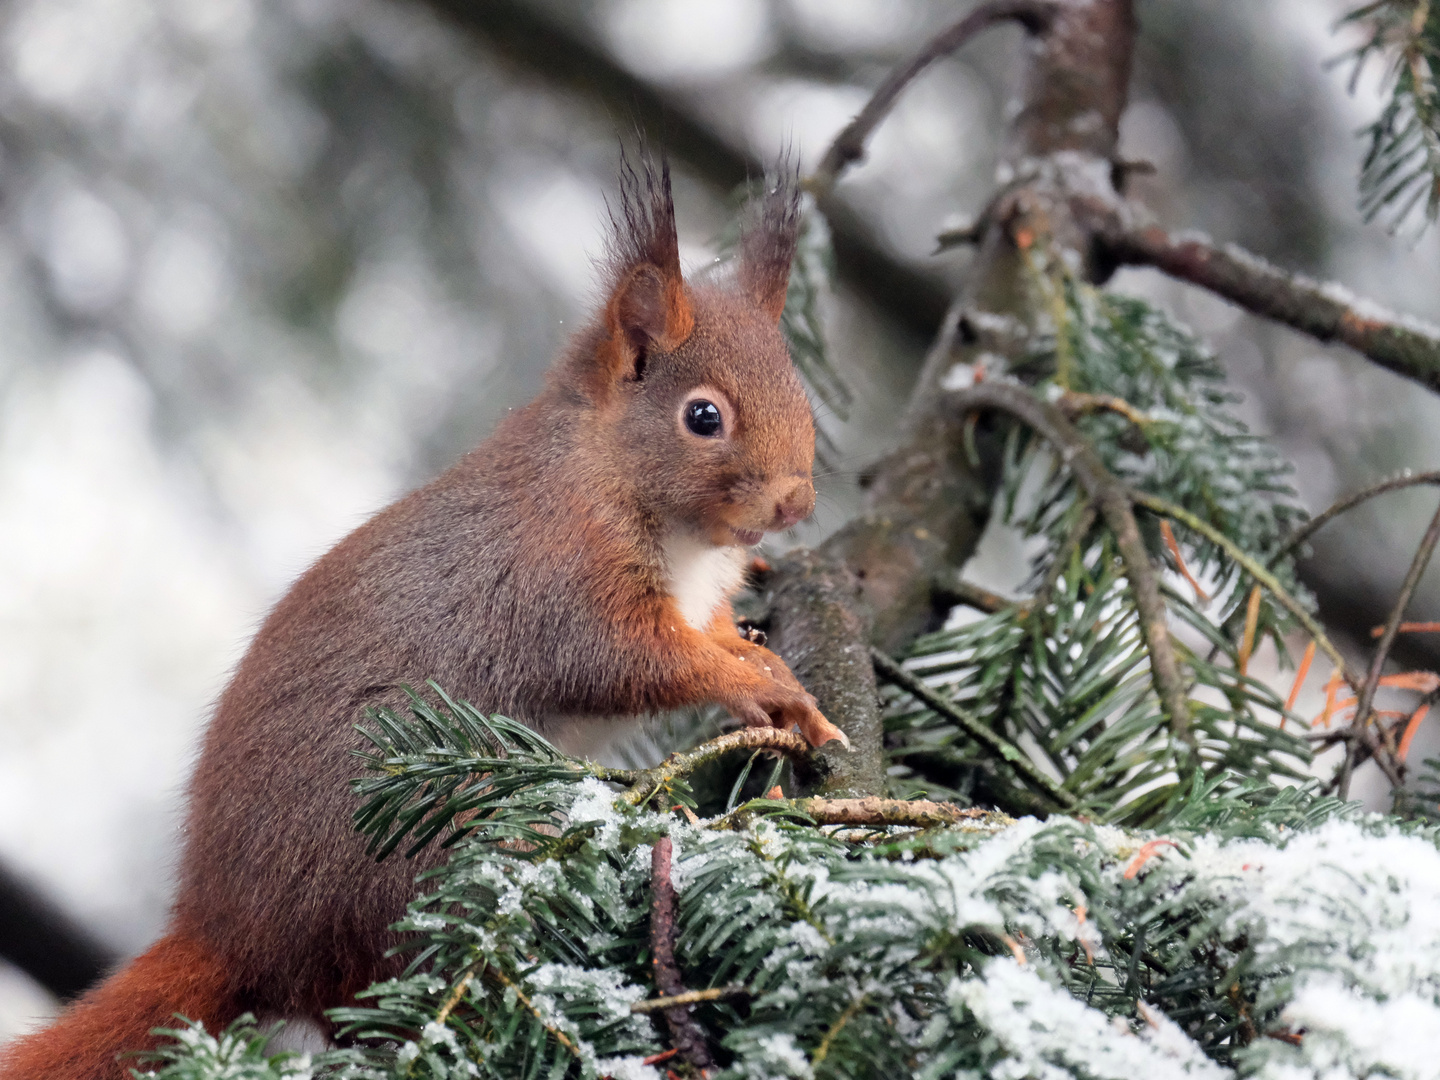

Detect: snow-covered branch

[1106,224,1440,395]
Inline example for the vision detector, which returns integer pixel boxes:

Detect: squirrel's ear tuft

[597,148,694,389]
[738,162,801,324]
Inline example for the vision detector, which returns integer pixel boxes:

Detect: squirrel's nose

[771,479,815,530]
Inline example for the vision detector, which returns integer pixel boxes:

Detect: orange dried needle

[1312,694,1359,727]
[1370,621,1440,638]
[1073,904,1094,963]
[1313,668,1343,728]
[1237,585,1263,677]
[1282,640,1317,729]
[1377,671,1440,694]
[1000,934,1027,965]
[1159,520,1210,603]
[1399,703,1431,762]
[1123,839,1178,879]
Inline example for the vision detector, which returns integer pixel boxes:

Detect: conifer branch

[1105,225,1440,395]
[950,381,1196,750]
[871,648,1077,810]
[433,961,482,1028]
[810,0,1059,193]
[1340,0,1440,228]
[490,968,584,1059]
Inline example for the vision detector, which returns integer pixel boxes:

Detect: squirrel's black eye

[684,400,723,438]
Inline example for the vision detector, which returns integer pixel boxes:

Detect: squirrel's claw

[728,695,850,750]
[796,710,851,750]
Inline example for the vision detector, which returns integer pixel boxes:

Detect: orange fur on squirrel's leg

[0,930,239,1080]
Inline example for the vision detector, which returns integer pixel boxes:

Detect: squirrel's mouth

[730,527,763,547]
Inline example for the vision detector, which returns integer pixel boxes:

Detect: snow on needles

[141,784,1440,1080]
[953,960,1228,1080]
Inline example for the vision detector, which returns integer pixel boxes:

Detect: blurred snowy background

[2,0,1438,1040]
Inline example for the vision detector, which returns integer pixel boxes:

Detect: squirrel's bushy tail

[0,930,237,1080]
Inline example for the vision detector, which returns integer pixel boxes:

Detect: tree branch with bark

[1102,224,1440,394]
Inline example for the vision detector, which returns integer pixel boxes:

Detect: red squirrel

[0,154,844,1077]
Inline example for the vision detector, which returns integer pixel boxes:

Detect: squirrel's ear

[597,151,694,389]
[737,169,801,325]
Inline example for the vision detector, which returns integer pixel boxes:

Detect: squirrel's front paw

[727,687,850,750]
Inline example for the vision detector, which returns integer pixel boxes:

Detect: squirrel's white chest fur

[661,533,746,631]
[543,537,744,767]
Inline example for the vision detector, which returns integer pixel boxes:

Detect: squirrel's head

[560,151,815,547]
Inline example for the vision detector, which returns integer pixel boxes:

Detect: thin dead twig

[932,577,1013,615]
[1056,390,1153,429]
[433,960,481,1028]
[1275,470,1440,565]
[490,968,583,1058]
[794,796,996,828]
[650,836,713,1072]
[631,986,748,1014]
[1337,497,1440,799]
[810,0,1058,193]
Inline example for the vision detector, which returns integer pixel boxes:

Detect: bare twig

[810,0,1058,193]
[1056,390,1152,429]
[932,577,1013,615]
[813,994,869,1065]
[1105,225,1440,396]
[793,796,997,828]
[870,648,1077,810]
[1274,470,1440,564]
[434,961,481,1028]
[1372,621,1440,636]
[490,968,583,1058]
[631,986,748,1014]
[1321,724,1407,793]
[1337,497,1440,799]
[951,382,1196,749]
[650,836,713,1072]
